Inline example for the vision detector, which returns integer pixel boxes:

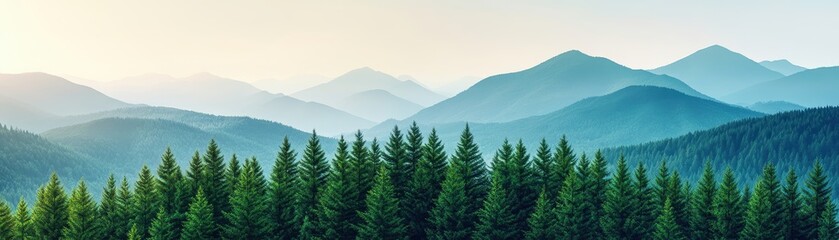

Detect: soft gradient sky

[2,0,837,86]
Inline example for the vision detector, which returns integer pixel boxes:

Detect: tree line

[0,124,836,240]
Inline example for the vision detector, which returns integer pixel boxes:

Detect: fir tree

[714,168,744,240]
[690,161,717,240]
[201,139,228,233]
[224,157,272,239]
[474,175,517,240]
[318,137,358,240]
[98,175,121,240]
[348,131,375,220]
[450,124,488,228]
[269,137,300,240]
[587,150,609,239]
[155,148,185,238]
[298,131,329,236]
[653,198,686,240]
[804,161,832,239]
[533,139,556,199]
[405,128,447,240]
[225,154,242,201]
[427,161,473,240]
[180,188,215,240]
[127,224,140,240]
[185,151,203,197]
[781,168,806,240]
[13,197,34,240]
[653,161,670,216]
[817,202,838,240]
[602,155,634,239]
[741,164,783,239]
[405,122,424,182]
[115,176,135,239]
[369,138,383,166]
[553,135,575,200]
[384,126,410,218]
[0,200,13,239]
[134,165,158,239]
[555,164,584,240]
[356,166,407,240]
[32,172,68,240]
[149,207,177,240]
[667,171,691,235]
[525,190,556,240]
[631,162,655,239]
[63,180,100,239]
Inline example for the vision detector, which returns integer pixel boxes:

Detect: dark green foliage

[427,160,472,240]
[149,207,177,240]
[690,161,716,240]
[200,139,228,234]
[602,155,634,239]
[115,177,134,239]
[225,154,241,201]
[525,190,556,240]
[180,188,215,240]
[714,168,744,240]
[0,200,14,239]
[32,172,68,240]
[804,161,833,239]
[817,202,838,240]
[533,139,556,198]
[741,164,783,239]
[405,128,447,240]
[348,131,376,222]
[224,157,272,239]
[318,137,358,240]
[631,162,655,239]
[133,165,158,239]
[474,175,517,240]
[269,137,300,240]
[383,126,410,219]
[298,131,329,236]
[184,151,203,197]
[356,166,407,240]
[63,180,100,239]
[587,150,609,239]
[405,122,424,182]
[14,197,35,239]
[155,148,185,238]
[553,135,576,200]
[97,175,120,240]
[450,125,489,229]
[127,224,140,240]
[666,172,691,236]
[653,198,686,240]
[781,169,806,240]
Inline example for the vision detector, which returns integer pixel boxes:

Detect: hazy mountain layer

[759,59,808,76]
[747,101,806,114]
[334,89,424,122]
[0,72,131,116]
[724,67,839,107]
[293,67,445,107]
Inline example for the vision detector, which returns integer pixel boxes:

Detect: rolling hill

[293,67,445,107]
[748,101,805,114]
[724,67,839,107]
[333,89,424,122]
[0,72,131,116]
[652,45,785,97]
[406,50,709,124]
[759,59,808,76]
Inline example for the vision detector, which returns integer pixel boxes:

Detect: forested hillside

[2,125,837,239]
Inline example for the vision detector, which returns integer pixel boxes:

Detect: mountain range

[724,67,839,107]
[759,59,808,76]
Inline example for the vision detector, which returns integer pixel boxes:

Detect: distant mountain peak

[759,59,808,76]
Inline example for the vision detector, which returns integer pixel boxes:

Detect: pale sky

[2,0,837,87]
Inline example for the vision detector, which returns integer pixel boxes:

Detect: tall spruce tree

[356,166,408,240]
[201,139,228,233]
[691,161,717,240]
[0,200,13,239]
[405,128,447,240]
[631,162,655,239]
[587,150,609,239]
[741,163,783,239]
[553,135,575,201]
[782,168,806,240]
[185,151,203,197]
[155,148,185,238]
[384,126,410,219]
[817,202,839,240]
[133,165,158,239]
[13,197,34,240]
[224,157,272,239]
[427,160,473,240]
[556,163,585,240]
[450,124,488,228]
[713,167,744,240]
[654,161,670,216]
[149,207,177,240]
[602,155,634,240]
[32,172,68,240]
[181,188,215,240]
[63,180,100,239]
[98,175,120,240]
[269,137,301,240]
[115,176,135,239]
[405,122,424,182]
[348,131,375,221]
[525,190,556,240]
[318,137,358,240]
[474,174,517,240]
[653,198,686,240]
[225,154,242,201]
[667,171,691,235]
[506,140,537,238]
[533,139,556,199]
[804,161,832,239]
[298,131,329,237]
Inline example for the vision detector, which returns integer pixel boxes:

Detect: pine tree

[318,137,358,240]
[587,150,608,239]
[450,124,488,228]
[181,188,215,240]
[127,224,140,240]
[298,131,329,237]
[781,168,806,240]
[201,139,228,234]
[405,128,447,240]
[369,138,383,166]
[185,151,203,197]
[553,135,575,200]
[667,171,691,235]
[525,190,556,240]
[817,202,838,240]
[630,162,655,239]
[149,207,177,240]
[115,176,135,239]
[134,165,159,239]
[474,175,517,240]
[63,180,100,239]
[384,126,410,219]
[348,131,375,221]
[555,164,584,240]
[714,167,744,240]
[405,122,424,182]
[225,154,242,201]
[0,200,14,239]
[741,164,783,239]
[804,161,832,239]
[602,155,634,239]
[155,148,185,238]
[224,157,272,239]
[533,139,556,199]
[653,161,670,216]
[269,137,300,240]
[653,198,686,240]
[32,172,68,240]
[13,197,34,240]
[97,175,120,240]
[356,166,408,240]
[427,160,473,240]
[690,161,717,240]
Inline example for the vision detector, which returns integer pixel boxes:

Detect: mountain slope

[333,89,424,122]
[605,107,839,191]
[748,101,805,114]
[724,67,839,107]
[759,60,808,76]
[0,72,131,116]
[406,50,709,124]
[0,96,59,132]
[651,45,785,97]
[292,67,445,107]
